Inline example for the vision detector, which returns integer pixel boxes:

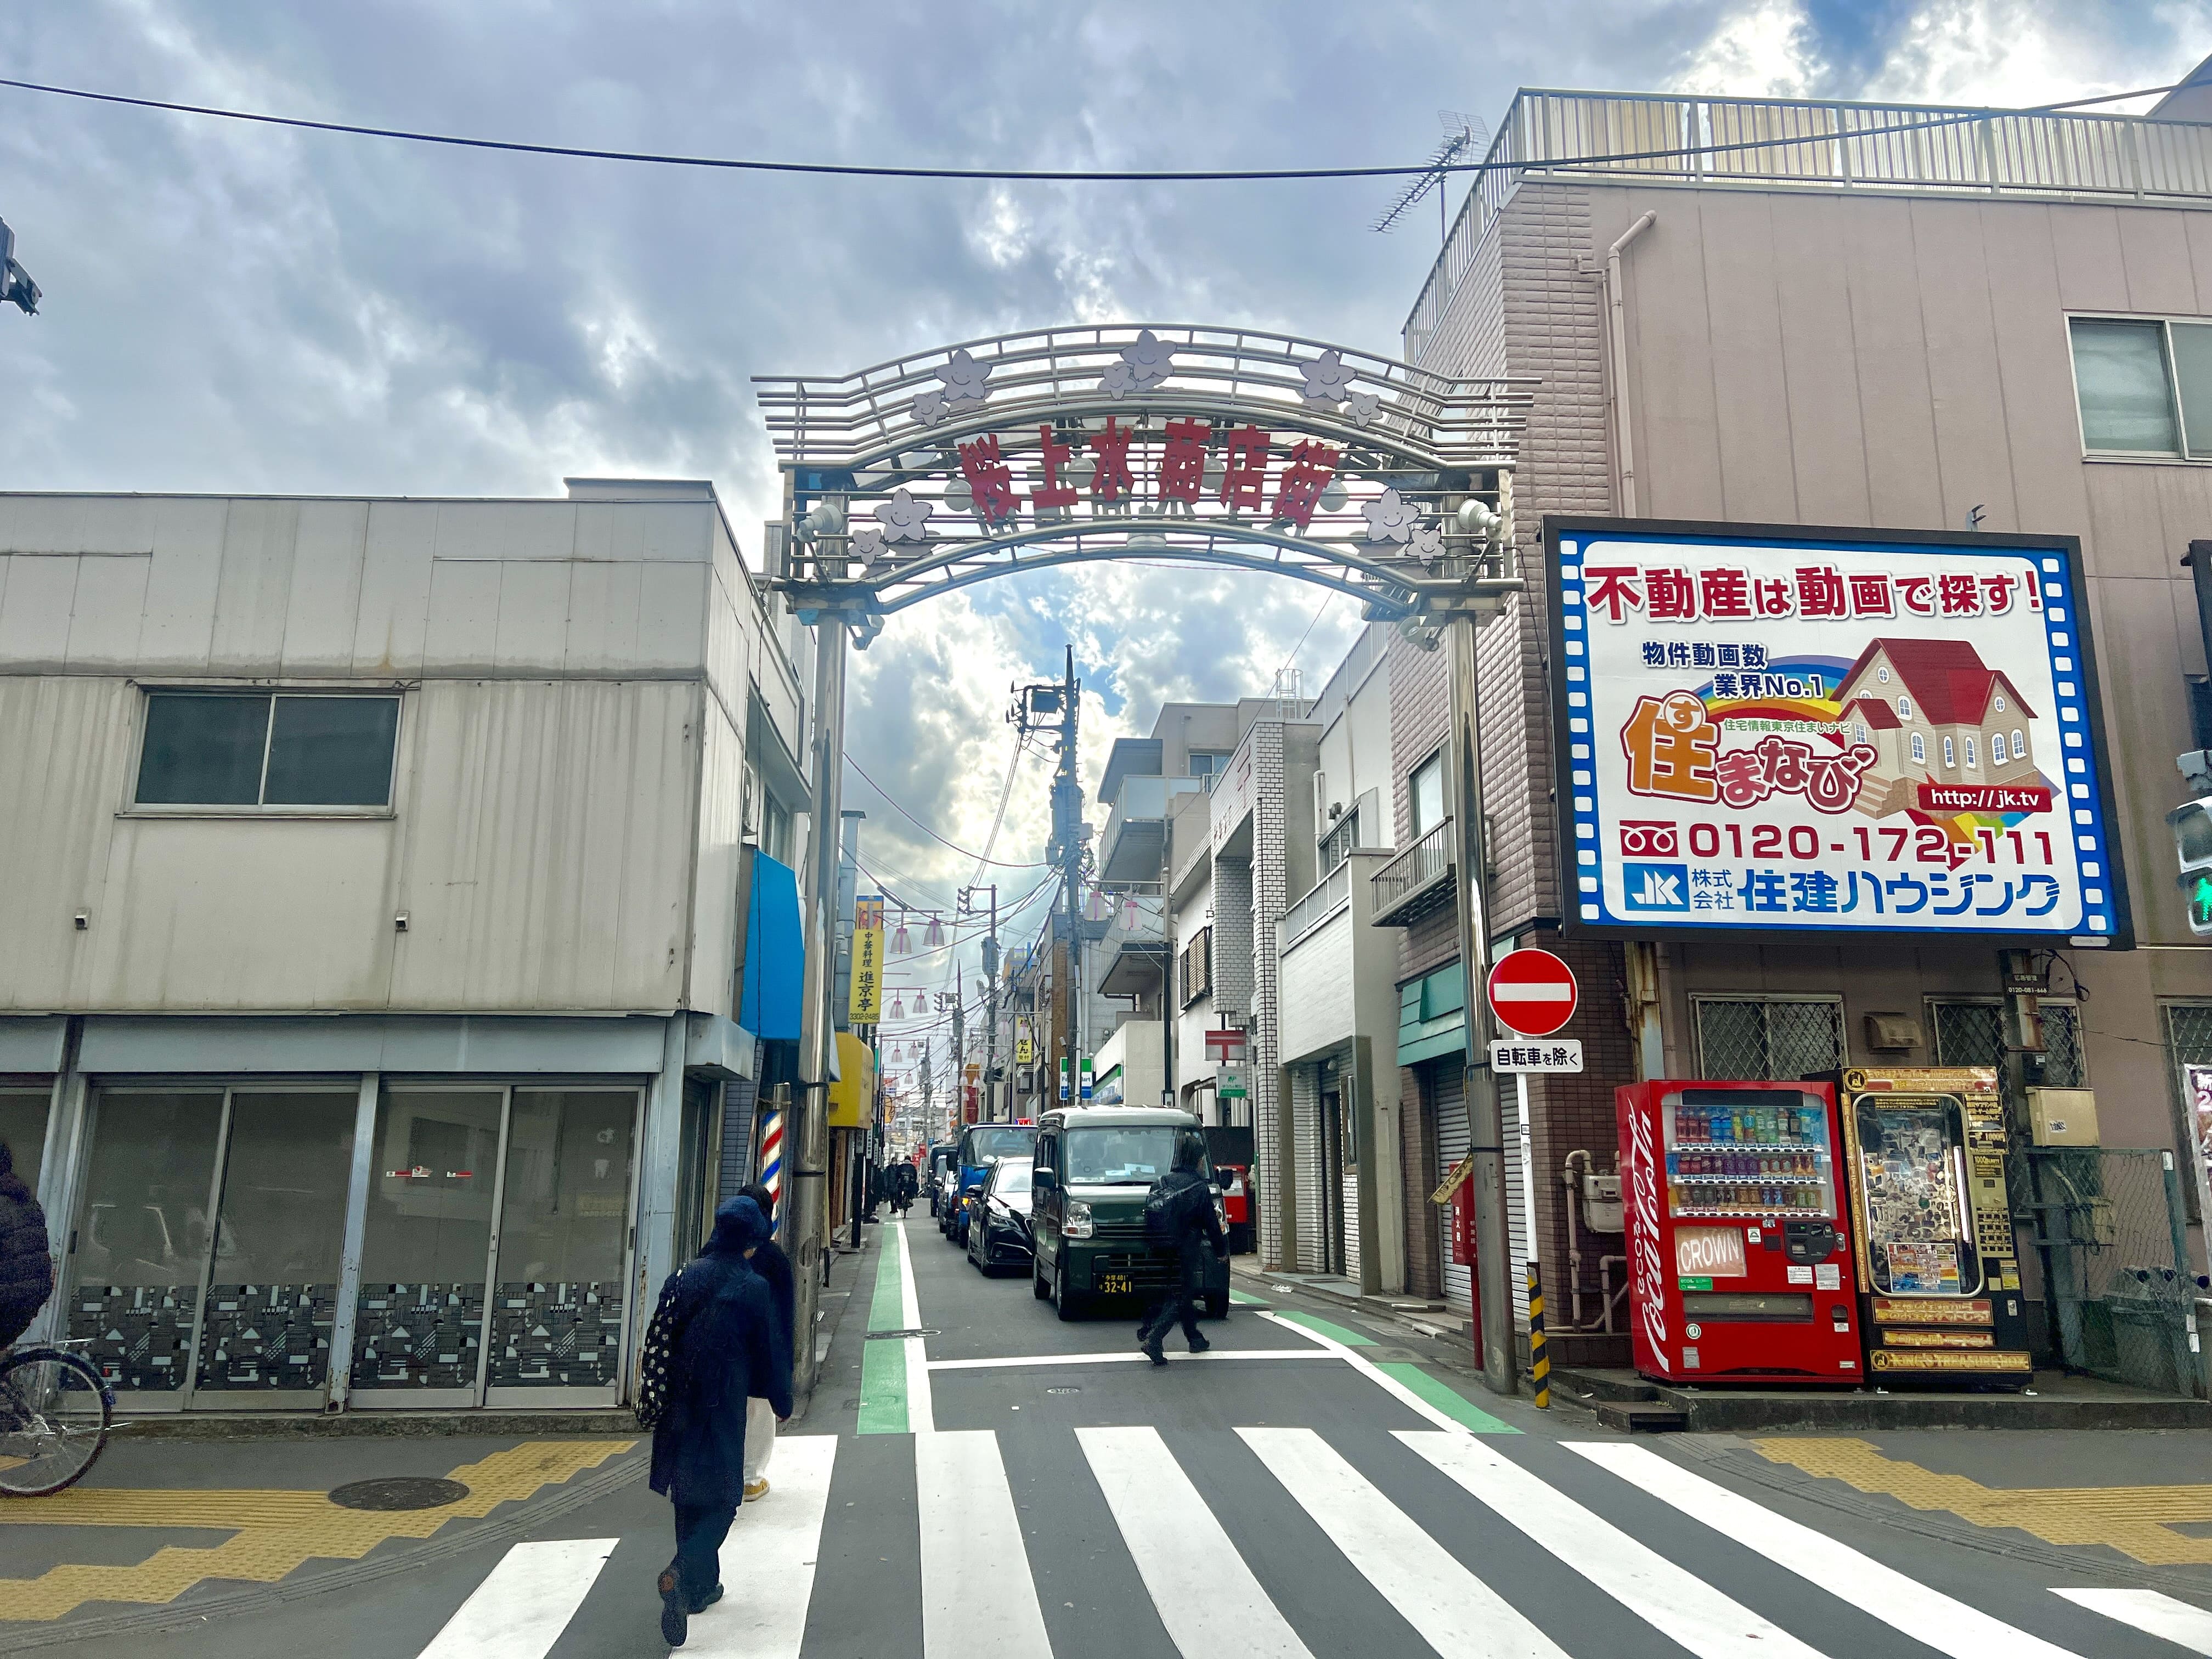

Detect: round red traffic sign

[1486,949,1578,1038]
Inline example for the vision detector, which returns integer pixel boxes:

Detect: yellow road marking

[0,1438,635,1623]
[1753,1437,2212,1567]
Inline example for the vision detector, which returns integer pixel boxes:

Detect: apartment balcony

[1369,818,1454,928]
[1097,897,1168,998]
[1099,774,1205,883]
[1407,88,2212,360]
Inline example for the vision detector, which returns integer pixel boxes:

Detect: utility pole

[964,883,1001,1121]
[949,995,965,1131]
[919,1037,933,1143]
[1013,647,1084,1102]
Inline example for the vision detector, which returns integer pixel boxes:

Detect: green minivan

[1028,1107,1229,1321]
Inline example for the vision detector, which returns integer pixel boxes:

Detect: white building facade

[0,480,812,1413]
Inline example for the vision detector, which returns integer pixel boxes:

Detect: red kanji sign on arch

[1486,949,1578,1039]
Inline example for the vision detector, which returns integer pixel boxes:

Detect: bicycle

[0,1338,116,1497]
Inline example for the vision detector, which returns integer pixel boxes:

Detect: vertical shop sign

[1545,520,2130,948]
[850,896,885,1023]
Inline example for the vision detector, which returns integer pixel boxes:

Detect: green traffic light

[2190,873,2212,930]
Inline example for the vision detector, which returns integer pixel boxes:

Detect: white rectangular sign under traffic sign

[1489,1039,1584,1074]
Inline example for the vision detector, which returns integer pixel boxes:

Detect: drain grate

[327,1476,470,1512]
[864,1327,941,1340]
[1044,1386,1081,1395]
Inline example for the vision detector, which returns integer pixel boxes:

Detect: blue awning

[741,853,805,1042]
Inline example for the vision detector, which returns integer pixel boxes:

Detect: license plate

[1099,1273,1135,1296]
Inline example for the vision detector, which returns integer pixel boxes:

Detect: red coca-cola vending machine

[1616,1079,1863,1384]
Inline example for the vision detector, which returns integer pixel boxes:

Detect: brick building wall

[1391,181,1636,1330]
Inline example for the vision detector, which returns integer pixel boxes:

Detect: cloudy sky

[1,0,2205,1060]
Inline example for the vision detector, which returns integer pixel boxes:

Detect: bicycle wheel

[0,1349,114,1497]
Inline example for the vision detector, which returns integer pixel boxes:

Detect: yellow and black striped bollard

[1527,1260,1550,1408]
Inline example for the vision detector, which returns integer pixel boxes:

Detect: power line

[845,752,1049,868]
[0,74,2198,187]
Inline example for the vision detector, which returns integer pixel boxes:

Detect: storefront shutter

[1431,1060,1471,1314]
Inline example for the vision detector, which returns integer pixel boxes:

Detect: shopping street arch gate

[756,324,1533,1396]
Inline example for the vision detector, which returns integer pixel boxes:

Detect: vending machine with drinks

[1616,1080,1863,1383]
[1822,1066,2032,1383]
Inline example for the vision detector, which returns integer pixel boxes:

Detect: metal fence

[2024,1146,2204,1398]
[1406,88,2212,361]
[1692,997,1846,1081]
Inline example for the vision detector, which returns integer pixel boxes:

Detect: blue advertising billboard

[1545,518,2131,949]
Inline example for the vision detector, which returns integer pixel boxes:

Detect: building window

[1943,735,1956,769]
[1409,752,1446,837]
[1964,736,1977,769]
[1992,732,2008,764]
[1692,997,1845,1081]
[1318,807,1360,874]
[1897,695,1911,719]
[1994,694,2006,714]
[1877,667,1891,685]
[136,692,400,808]
[1853,722,1868,742]
[1931,998,2086,1091]
[2067,315,2212,456]
[1911,732,1926,764]
[1178,927,1212,1007]
[2012,727,2026,758]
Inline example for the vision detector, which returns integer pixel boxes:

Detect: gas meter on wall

[1582,1172,1624,1233]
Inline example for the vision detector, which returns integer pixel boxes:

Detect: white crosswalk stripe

[413,1537,616,1658]
[682,1434,839,1657]
[1397,1430,1830,1659]
[1077,1424,1315,1658]
[2053,1588,2212,1655]
[404,1425,2169,1659]
[1237,1426,1567,1659]
[1568,1441,2088,1659]
[918,1429,1053,1657]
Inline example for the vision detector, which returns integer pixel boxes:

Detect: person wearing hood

[736,1182,793,1502]
[0,1141,52,1353]
[648,1195,792,1648]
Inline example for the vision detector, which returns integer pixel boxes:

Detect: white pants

[744,1396,776,1482]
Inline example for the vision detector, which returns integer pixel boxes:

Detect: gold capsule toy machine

[1830,1066,2032,1385]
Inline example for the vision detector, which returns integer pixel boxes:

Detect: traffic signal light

[2170,796,2212,935]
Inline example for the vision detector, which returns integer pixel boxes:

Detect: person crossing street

[644,1195,792,1649]
[1136,1132,1226,1366]
[737,1181,794,1503]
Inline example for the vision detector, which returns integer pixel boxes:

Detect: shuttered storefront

[1430,1060,1471,1314]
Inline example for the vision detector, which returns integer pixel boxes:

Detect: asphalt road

[13,1212,2210,1659]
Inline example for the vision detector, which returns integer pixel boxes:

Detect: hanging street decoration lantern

[893,915,912,955]
[890,994,906,1019]
[925,915,946,948]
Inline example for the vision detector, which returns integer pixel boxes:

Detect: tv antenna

[1371,111,1486,246]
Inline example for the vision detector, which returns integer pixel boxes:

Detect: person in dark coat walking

[0,1141,52,1353]
[736,1182,793,1502]
[648,1195,792,1648]
[1137,1132,1226,1365]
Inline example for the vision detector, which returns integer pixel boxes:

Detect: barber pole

[759,1108,785,1234]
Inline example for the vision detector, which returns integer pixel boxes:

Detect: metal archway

[763,324,1534,1401]
[756,323,1534,640]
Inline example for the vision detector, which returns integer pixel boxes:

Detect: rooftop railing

[1406,88,2212,361]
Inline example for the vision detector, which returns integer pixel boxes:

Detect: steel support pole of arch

[792,611,849,1398]
[1445,610,1516,1397]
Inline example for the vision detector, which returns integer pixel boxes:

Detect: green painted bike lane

[857,1227,910,1435]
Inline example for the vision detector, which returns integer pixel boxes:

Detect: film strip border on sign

[1543,516,2134,948]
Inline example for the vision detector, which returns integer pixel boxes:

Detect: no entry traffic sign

[1486,949,1579,1038]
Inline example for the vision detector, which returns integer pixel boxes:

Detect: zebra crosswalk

[407,1427,2212,1659]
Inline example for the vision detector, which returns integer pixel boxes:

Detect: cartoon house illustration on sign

[1832,638,2040,816]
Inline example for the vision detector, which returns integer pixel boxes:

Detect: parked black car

[967,1155,1034,1275]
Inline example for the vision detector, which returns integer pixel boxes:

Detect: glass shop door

[351,1085,640,1409]
[66,1088,357,1409]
